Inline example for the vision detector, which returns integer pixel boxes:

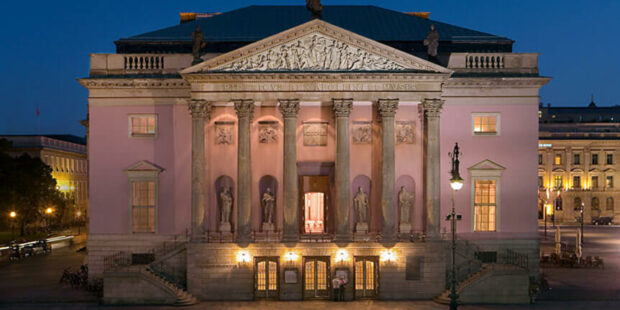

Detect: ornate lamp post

[579,202,584,245]
[45,207,54,235]
[448,143,463,310]
[9,211,17,240]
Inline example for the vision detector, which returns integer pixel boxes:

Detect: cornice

[78,78,190,89]
[444,77,551,88]
[182,72,450,83]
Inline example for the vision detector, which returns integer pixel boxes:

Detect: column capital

[233,99,255,119]
[278,99,300,118]
[332,98,353,118]
[187,99,212,119]
[377,98,399,117]
[421,98,445,118]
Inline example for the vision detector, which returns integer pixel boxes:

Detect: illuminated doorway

[304,192,325,234]
[254,257,279,299]
[303,256,330,299]
[354,256,378,299]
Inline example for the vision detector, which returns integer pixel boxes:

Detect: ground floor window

[607,197,614,211]
[574,197,582,211]
[474,180,496,232]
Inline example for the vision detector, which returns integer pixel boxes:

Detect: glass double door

[354,256,378,299]
[254,257,279,299]
[303,256,330,299]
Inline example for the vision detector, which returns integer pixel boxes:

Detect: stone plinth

[219,222,231,233]
[355,222,369,234]
[262,222,275,232]
[399,222,412,234]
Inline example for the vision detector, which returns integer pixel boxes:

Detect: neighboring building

[0,135,89,220]
[538,101,619,225]
[80,5,548,304]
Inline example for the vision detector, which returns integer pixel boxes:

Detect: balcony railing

[89,54,194,76]
[447,53,539,75]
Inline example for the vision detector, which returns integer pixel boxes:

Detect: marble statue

[262,187,275,224]
[306,0,323,19]
[191,26,206,64]
[220,187,233,224]
[354,187,369,223]
[398,186,414,224]
[423,24,439,60]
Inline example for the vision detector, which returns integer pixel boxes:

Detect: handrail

[504,249,529,270]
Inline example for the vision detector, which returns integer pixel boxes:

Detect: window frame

[573,153,581,165]
[554,154,562,165]
[125,161,163,234]
[468,159,505,233]
[592,154,599,165]
[606,153,613,165]
[606,176,614,189]
[471,113,500,136]
[128,114,158,138]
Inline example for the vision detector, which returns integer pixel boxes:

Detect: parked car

[592,217,613,225]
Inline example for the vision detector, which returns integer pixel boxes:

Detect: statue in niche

[191,26,206,64]
[220,187,233,224]
[398,186,414,224]
[262,187,275,224]
[354,187,369,224]
[423,24,439,62]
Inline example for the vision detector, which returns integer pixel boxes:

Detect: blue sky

[0,0,618,136]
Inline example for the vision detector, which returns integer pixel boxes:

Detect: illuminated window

[573,176,581,189]
[591,176,599,189]
[131,181,156,233]
[554,154,562,165]
[304,192,325,234]
[130,114,157,137]
[474,180,496,232]
[472,114,499,135]
[606,176,614,189]
[592,154,599,165]
[553,175,563,189]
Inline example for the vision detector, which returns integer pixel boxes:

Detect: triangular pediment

[124,160,164,173]
[181,19,450,74]
[468,159,506,171]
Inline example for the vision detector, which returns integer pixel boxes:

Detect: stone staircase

[143,267,199,306]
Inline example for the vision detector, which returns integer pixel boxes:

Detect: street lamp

[579,202,584,245]
[9,211,17,240]
[448,143,463,310]
[45,207,54,235]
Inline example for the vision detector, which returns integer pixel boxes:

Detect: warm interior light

[284,251,299,262]
[59,185,69,192]
[545,204,553,216]
[335,249,348,262]
[380,249,396,262]
[45,207,54,214]
[70,185,75,191]
[236,251,251,263]
[9,211,16,218]
[76,211,82,217]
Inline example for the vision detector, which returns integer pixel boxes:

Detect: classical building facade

[81,5,548,304]
[538,102,619,224]
[0,135,89,221]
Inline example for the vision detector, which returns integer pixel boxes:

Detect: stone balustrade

[447,53,539,75]
[89,54,194,76]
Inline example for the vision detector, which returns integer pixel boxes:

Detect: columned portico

[279,99,300,242]
[422,98,444,239]
[234,99,254,243]
[188,99,211,241]
[378,99,399,242]
[333,98,353,241]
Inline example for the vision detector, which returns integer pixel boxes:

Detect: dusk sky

[0,0,618,136]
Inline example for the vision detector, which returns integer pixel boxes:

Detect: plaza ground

[0,226,618,309]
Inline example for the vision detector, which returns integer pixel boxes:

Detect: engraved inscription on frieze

[303,121,328,146]
[352,121,371,144]
[396,121,415,144]
[215,121,235,145]
[258,121,279,144]
[215,33,410,72]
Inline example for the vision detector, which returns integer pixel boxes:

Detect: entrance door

[354,256,378,299]
[300,175,330,235]
[303,256,330,299]
[255,257,279,299]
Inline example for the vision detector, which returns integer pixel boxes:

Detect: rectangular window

[607,176,614,189]
[474,180,496,232]
[538,176,544,188]
[592,154,599,165]
[607,154,613,165]
[473,114,499,135]
[573,176,581,189]
[130,115,157,137]
[538,154,543,165]
[131,181,156,233]
[591,176,599,189]
[554,175,563,189]
[554,154,562,165]
[573,154,580,165]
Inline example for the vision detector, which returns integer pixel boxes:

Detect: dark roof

[539,105,620,124]
[118,5,511,49]
[0,135,86,145]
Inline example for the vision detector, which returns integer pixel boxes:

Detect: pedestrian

[332,276,341,301]
[338,275,347,301]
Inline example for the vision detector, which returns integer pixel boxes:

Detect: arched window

[555,197,563,211]
[607,197,614,211]
[591,197,600,210]
[573,197,582,211]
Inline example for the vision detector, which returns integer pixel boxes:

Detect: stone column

[279,99,300,242]
[377,99,399,242]
[234,99,254,243]
[333,99,353,241]
[188,99,212,241]
[421,98,444,240]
